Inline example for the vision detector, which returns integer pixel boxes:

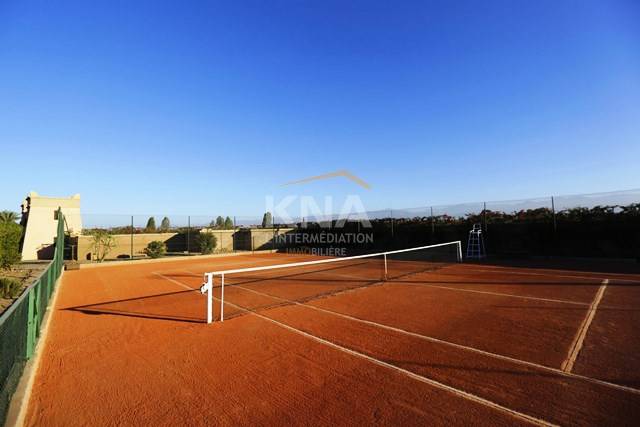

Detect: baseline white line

[156,274,554,426]
[232,283,640,396]
[561,279,609,373]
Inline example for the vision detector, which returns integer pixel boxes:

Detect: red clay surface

[25,254,640,426]
[571,279,640,389]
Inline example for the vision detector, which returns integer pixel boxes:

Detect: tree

[145,217,156,232]
[90,230,116,263]
[144,241,166,258]
[224,216,233,229]
[197,232,217,254]
[160,217,171,232]
[0,211,19,223]
[0,221,22,270]
[262,212,272,228]
[215,216,224,229]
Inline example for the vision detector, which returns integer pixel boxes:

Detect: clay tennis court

[23,252,640,426]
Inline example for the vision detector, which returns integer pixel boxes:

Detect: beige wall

[77,233,176,261]
[245,228,294,251]
[74,228,295,261]
[76,230,238,261]
[199,229,235,253]
[21,192,82,260]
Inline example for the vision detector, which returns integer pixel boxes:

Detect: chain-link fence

[368,189,640,258]
[73,188,640,261]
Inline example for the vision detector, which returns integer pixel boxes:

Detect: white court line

[156,274,553,426]
[180,269,640,394]
[230,282,640,396]
[453,266,640,284]
[397,282,590,307]
[223,299,554,426]
[561,279,609,373]
[153,272,195,291]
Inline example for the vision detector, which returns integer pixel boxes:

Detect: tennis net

[200,241,462,323]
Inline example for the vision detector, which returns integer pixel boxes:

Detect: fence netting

[0,209,64,425]
[76,188,640,260]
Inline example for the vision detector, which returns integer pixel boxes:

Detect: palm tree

[0,211,19,223]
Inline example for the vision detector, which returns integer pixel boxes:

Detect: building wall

[21,192,82,260]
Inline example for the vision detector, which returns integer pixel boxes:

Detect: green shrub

[144,241,166,258]
[197,233,217,254]
[0,277,22,298]
[0,221,22,270]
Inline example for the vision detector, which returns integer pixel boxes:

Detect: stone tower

[20,192,83,260]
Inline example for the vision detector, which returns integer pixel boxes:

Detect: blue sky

[1,0,639,218]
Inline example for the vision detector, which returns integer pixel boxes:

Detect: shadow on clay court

[62,289,205,324]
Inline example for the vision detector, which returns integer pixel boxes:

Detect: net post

[220,273,225,322]
[203,273,213,324]
[456,241,463,262]
[383,253,388,280]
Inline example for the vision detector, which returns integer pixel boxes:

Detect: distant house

[20,192,83,260]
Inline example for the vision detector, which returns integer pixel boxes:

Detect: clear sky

[1,0,639,218]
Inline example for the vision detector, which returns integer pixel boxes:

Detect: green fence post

[48,265,52,300]
[37,279,43,333]
[26,285,37,358]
